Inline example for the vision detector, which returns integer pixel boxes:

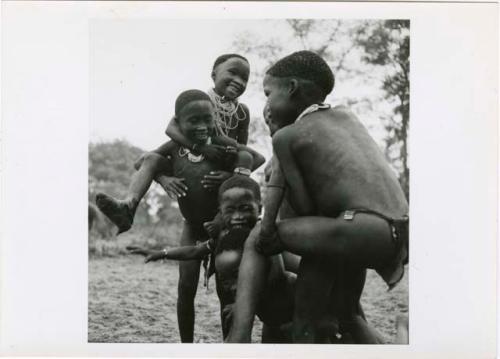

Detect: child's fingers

[170,183,187,197]
[174,180,188,192]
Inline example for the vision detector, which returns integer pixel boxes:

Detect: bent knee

[142,152,167,168]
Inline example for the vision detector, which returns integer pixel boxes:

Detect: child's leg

[177,222,202,343]
[225,225,277,343]
[276,214,396,269]
[334,264,385,344]
[96,152,169,234]
[292,256,339,343]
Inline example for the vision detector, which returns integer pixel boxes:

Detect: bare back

[287,106,408,218]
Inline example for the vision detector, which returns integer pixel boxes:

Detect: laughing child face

[212,56,250,100]
[176,99,216,145]
[219,185,260,230]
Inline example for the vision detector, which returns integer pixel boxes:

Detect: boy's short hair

[218,175,261,202]
[175,89,212,116]
[212,54,249,71]
[266,50,335,98]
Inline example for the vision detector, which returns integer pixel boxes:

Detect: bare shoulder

[272,125,298,148]
[330,105,357,120]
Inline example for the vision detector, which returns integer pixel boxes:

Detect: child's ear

[211,70,216,82]
[288,79,299,97]
[258,203,263,214]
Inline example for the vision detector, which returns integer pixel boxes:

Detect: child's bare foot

[96,193,133,234]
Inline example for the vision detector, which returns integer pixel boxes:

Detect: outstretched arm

[127,240,213,262]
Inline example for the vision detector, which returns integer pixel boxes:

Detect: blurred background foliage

[89,19,409,256]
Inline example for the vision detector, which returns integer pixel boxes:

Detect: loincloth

[342,209,409,290]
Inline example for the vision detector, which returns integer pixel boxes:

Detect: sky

[90,19,389,159]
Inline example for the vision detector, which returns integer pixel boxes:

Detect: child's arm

[215,136,266,171]
[127,240,215,263]
[201,141,265,191]
[236,104,250,145]
[260,155,286,237]
[234,144,265,171]
[165,117,226,161]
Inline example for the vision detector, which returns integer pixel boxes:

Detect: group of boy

[96,50,409,344]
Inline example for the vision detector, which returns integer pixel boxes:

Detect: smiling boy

[227,51,408,343]
[99,89,264,342]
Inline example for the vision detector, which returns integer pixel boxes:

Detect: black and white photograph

[1,1,497,357]
[88,18,410,344]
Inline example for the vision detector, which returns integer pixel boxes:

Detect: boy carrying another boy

[128,176,296,342]
[98,89,264,342]
[226,51,409,343]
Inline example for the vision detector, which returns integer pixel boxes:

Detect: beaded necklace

[178,137,212,163]
[207,88,247,137]
[296,103,331,122]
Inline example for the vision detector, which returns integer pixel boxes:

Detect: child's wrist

[234,167,251,176]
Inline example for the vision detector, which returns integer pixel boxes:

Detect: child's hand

[126,246,152,256]
[144,251,166,263]
[157,176,188,199]
[256,226,284,256]
[204,220,221,239]
[201,171,232,191]
[199,144,226,162]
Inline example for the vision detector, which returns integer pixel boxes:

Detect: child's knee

[142,152,166,168]
[235,150,253,168]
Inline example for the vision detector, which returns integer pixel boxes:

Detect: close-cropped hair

[174,89,212,117]
[266,50,335,98]
[218,175,261,203]
[212,53,249,71]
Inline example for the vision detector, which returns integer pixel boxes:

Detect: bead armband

[233,167,251,176]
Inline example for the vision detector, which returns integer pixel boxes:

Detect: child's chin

[229,224,250,230]
[224,90,241,100]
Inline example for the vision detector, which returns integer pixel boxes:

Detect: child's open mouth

[193,131,208,141]
[226,83,243,96]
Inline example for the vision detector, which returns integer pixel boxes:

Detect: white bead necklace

[208,88,247,136]
[178,137,212,163]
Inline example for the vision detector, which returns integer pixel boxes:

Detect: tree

[357,20,410,199]
[232,19,410,199]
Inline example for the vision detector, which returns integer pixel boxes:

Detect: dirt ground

[88,255,408,343]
